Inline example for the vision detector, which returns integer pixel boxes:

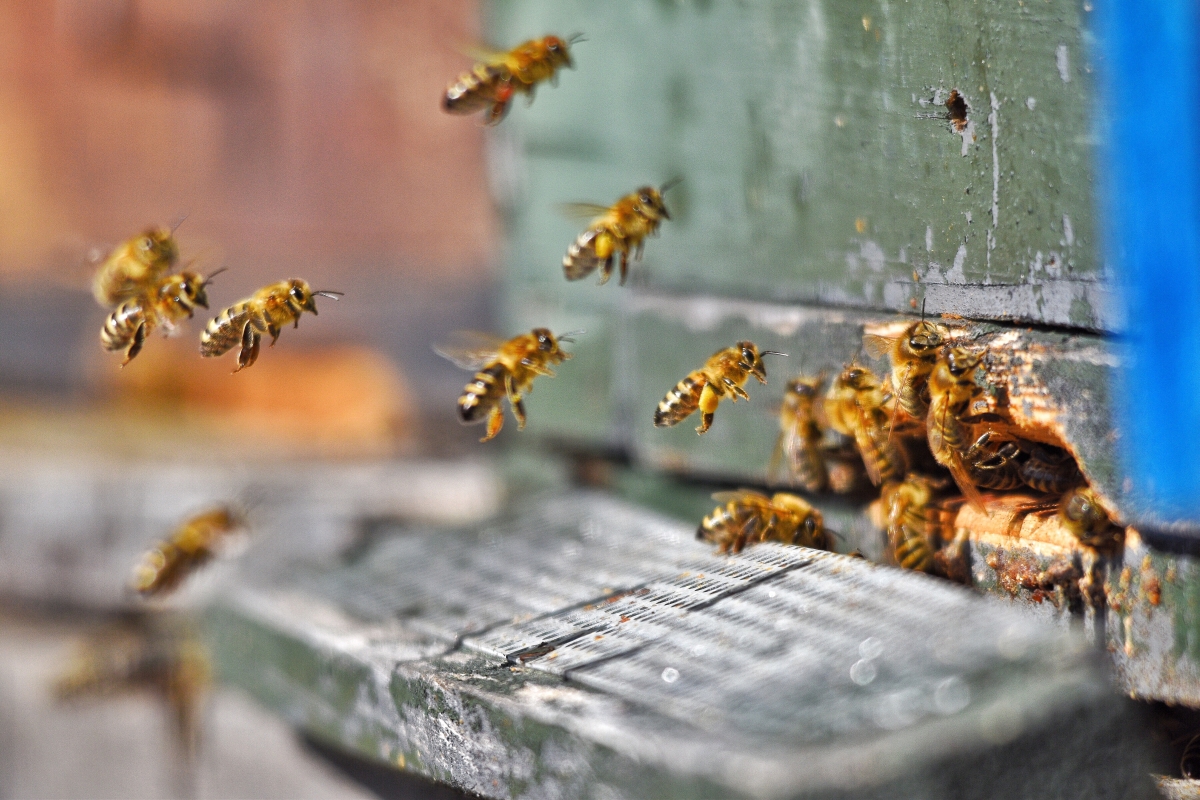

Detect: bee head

[945,346,980,377]
[174,270,209,310]
[532,327,557,352]
[138,227,178,267]
[1062,488,1107,529]
[544,35,574,68]
[907,320,945,358]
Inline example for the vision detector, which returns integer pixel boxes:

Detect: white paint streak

[989,92,1001,230]
[964,211,972,225]
[861,240,886,272]
[1063,215,1075,246]
[925,226,934,253]
[959,119,976,157]
[1026,97,1037,111]
[1056,44,1071,82]
[946,245,967,283]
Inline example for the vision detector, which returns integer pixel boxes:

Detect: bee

[962,431,1025,490]
[697,489,827,554]
[654,341,786,434]
[129,507,245,598]
[862,314,949,420]
[435,328,580,442]
[200,279,343,372]
[442,34,581,125]
[92,226,180,307]
[100,268,221,366]
[562,179,680,286]
[926,346,987,508]
[54,617,210,761]
[1059,487,1122,548]
[824,364,907,486]
[770,374,829,492]
[1019,441,1083,494]
[881,476,940,573]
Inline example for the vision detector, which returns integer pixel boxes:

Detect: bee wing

[433,330,506,370]
[861,333,896,361]
[458,43,510,64]
[560,203,612,222]
[711,489,769,504]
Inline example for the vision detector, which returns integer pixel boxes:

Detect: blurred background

[0,1,501,796]
[0,0,499,458]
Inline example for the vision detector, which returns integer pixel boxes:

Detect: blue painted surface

[1099,1,1200,526]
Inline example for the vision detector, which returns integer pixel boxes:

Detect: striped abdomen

[1019,445,1081,494]
[201,303,253,357]
[779,421,828,493]
[697,504,757,553]
[100,301,147,352]
[852,413,906,486]
[563,229,605,281]
[458,363,507,423]
[443,64,511,114]
[896,379,931,420]
[890,517,935,572]
[654,372,705,427]
[927,396,969,466]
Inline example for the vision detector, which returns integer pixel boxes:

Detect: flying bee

[200,279,342,372]
[881,476,940,573]
[100,268,221,366]
[697,489,827,555]
[862,312,949,421]
[435,328,580,442]
[770,374,829,492]
[562,179,680,286]
[1019,441,1083,494]
[92,226,181,307]
[129,506,246,598]
[654,341,786,434]
[443,33,581,125]
[54,616,211,761]
[926,346,987,508]
[1059,487,1122,549]
[824,364,907,486]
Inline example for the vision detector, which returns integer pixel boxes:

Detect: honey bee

[562,179,680,286]
[1019,441,1083,494]
[54,617,210,760]
[435,328,580,442]
[881,476,939,573]
[962,431,1025,490]
[770,374,829,492]
[654,341,785,434]
[862,314,949,420]
[443,34,581,125]
[926,346,987,507]
[824,364,907,486]
[1059,487,1122,548]
[100,268,221,366]
[92,226,180,307]
[129,507,245,598]
[200,279,342,372]
[697,489,827,554]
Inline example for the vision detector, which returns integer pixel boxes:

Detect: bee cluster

[764,316,1122,580]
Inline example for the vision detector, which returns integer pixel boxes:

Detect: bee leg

[524,85,536,107]
[484,97,511,126]
[724,378,750,401]
[267,324,282,346]
[635,239,645,260]
[234,325,260,373]
[122,323,147,366]
[480,406,505,442]
[597,255,613,286]
[505,373,527,430]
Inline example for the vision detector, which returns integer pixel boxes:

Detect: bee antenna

[313,291,344,300]
[760,351,788,358]
[201,267,228,287]
[171,211,190,234]
[568,32,586,44]
[921,297,927,322]
[660,177,683,193]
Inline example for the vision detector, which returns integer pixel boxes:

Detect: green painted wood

[489,0,1106,331]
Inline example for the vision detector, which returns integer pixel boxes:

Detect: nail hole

[946,90,969,132]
